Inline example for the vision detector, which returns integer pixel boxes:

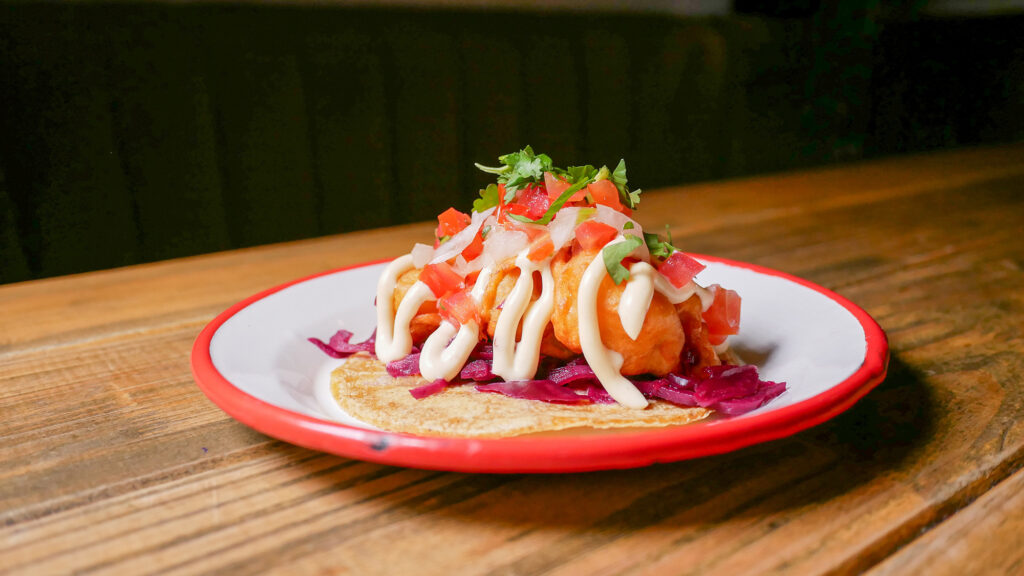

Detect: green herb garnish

[475,146,554,202]
[603,235,644,284]
[473,183,500,212]
[644,226,679,261]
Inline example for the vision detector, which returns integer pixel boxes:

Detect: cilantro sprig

[603,235,644,284]
[475,146,554,203]
[474,147,642,219]
[643,226,680,261]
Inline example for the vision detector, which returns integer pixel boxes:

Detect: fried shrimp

[676,294,722,373]
[550,247,687,375]
[483,257,575,360]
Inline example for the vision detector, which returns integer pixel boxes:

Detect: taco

[313,147,784,437]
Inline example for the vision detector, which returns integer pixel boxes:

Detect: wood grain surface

[2,144,1023,575]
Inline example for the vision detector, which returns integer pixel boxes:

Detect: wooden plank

[107,8,231,263]
[458,30,523,193]
[387,18,462,223]
[204,12,319,247]
[0,6,139,278]
[519,30,582,164]
[0,166,31,283]
[866,468,1024,576]
[303,25,396,233]
[0,221,433,355]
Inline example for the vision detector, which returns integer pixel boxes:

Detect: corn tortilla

[331,354,711,438]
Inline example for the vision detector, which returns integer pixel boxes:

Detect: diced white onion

[411,243,434,268]
[481,228,528,266]
[593,205,649,261]
[548,207,583,252]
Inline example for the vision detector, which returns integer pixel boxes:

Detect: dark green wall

[1,4,1021,283]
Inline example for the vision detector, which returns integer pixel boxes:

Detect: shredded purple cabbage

[475,380,588,404]
[409,378,449,399]
[310,329,785,415]
[386,353,422,377]
[308,329,377,359]
[548,359,597,385]
[460,359,495,381]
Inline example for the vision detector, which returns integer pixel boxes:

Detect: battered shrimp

[676,294,721,373]
[550,247,686,375]
[483,259,575,360]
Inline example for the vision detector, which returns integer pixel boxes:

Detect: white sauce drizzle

[418,267,493,381]
[618,261,713,340]
[491,253,555,381]
[577,238,649,409]
[375,255,433,363]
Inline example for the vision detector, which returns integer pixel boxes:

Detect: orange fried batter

[550,247,686,375]
[676,294,721,373]
[482,259,575,360]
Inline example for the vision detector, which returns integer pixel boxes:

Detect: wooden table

[3,144,1023,575]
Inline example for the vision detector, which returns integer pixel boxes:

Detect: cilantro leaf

[475,146,553,201]
[563,164,598,183]
[603,235,644,284]
[610,159,641,209]
[644,228,678,261]
[473,183,500,213]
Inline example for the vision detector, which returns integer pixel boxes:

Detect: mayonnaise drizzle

[375,255,424,362]
[419,267,493,381]
[578,238,649,409]
[491,253,555,382]
[619,261,713,340]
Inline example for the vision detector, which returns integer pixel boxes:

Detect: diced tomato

[462,229,484,261]
[574,220,618,251]
[436,207,471,242]
[420,262,464,298]
[506,222,555,262]
[527,229,554,262]
[586,179,625,212]
[657,252,706,288]
[544,171,586,202]
[437,288,481,326]
[702,284,741,336]
[497,183,508,223]
[507,184,551,221]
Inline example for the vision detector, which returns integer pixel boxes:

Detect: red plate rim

[191,255,888,473]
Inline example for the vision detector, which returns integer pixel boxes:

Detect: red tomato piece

[702,285,741,336]
[420,262,464,298]
[496,183,509,223]
[438,288,481,326]
[462,230,484,261]
[544,171,586,202]
[586,179,625,212]
[574,220,618,251]
[436,207,470,241]
[657,252,706,288]
[527,229,554,262]
[509,184,552,221]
